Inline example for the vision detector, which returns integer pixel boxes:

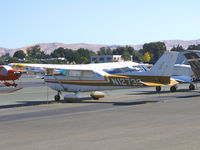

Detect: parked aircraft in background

[26,67,46,74]
[10,52,178,102]
[184,52,200,80]
[171,64,195,90]
[0,65,23,93]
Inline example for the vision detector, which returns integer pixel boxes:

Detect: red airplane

[0,65,22,87]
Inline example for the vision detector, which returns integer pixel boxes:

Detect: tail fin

[139,51,179,76]
[184,52,200,80]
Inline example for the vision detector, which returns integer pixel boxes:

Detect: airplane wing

[10,63,94,71]
[10,62,146,71]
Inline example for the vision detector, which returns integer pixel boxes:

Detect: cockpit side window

[0,67,7,75]
[59,69,67,76]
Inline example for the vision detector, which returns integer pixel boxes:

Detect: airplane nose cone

[9,70,22,80]
[15,71,22,77]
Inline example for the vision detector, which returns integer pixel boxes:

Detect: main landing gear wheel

[189,84,195,90]
[54,94,60,101]
[54,91,61,102]
[91,96,99,100]
[156,86,161,92]
[170,86,177,92]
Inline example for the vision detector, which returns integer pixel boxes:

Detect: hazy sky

[1,0,200,48]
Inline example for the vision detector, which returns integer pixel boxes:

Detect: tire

[189,84,195,90]
[91,96,99,100]
[170,86,176,92]
[54,94,60,101]
[156,86,161,92]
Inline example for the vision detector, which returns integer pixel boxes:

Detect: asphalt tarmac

[0,74,200,150]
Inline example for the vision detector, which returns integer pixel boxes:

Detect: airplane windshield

[103,68,124,74]
[103,66,149,75]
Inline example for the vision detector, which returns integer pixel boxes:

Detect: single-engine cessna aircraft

[0,65,23,93]
[184,52,200,80]
[11,52,178,102]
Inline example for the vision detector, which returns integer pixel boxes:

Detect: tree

[187,44,200,50]
[126,46,134,55]
[171,45,184,52]
[98,47,112,55]
[7,57,19,63]
[141,42,166,63]
[51,47,66,58]
[77,48,91,59]
[13,50,26,59]
[27,45,42,59]
[76,56,90,64]
[141,52,151,63]
[121,50,131,61]
[64,49,75,63]
[0,57,7,65]
[132,51,142,62]
[40,51,50,59]
[26,45,50,60]
[112,47,126,55]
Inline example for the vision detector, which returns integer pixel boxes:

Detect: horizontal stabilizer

[141,79,178,87]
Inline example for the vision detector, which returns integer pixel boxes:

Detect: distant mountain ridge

[0,43,108,56]
[1,39,200,56]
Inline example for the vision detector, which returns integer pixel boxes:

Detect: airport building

[90,55,132,63]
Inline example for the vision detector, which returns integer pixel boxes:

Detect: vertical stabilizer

[139,51,179,76]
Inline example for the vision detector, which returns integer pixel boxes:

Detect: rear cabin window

[82,71,95,77]
[68,70,82,77]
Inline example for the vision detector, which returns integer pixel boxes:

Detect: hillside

[1,43,108,56]
[1,39,200,56]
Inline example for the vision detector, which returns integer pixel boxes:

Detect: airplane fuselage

[44,74,170,92]
[0,70,22,80]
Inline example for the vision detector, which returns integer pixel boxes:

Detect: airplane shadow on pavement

[128,89,192,95]
[176,94,200,98]
[0,97,159,109]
